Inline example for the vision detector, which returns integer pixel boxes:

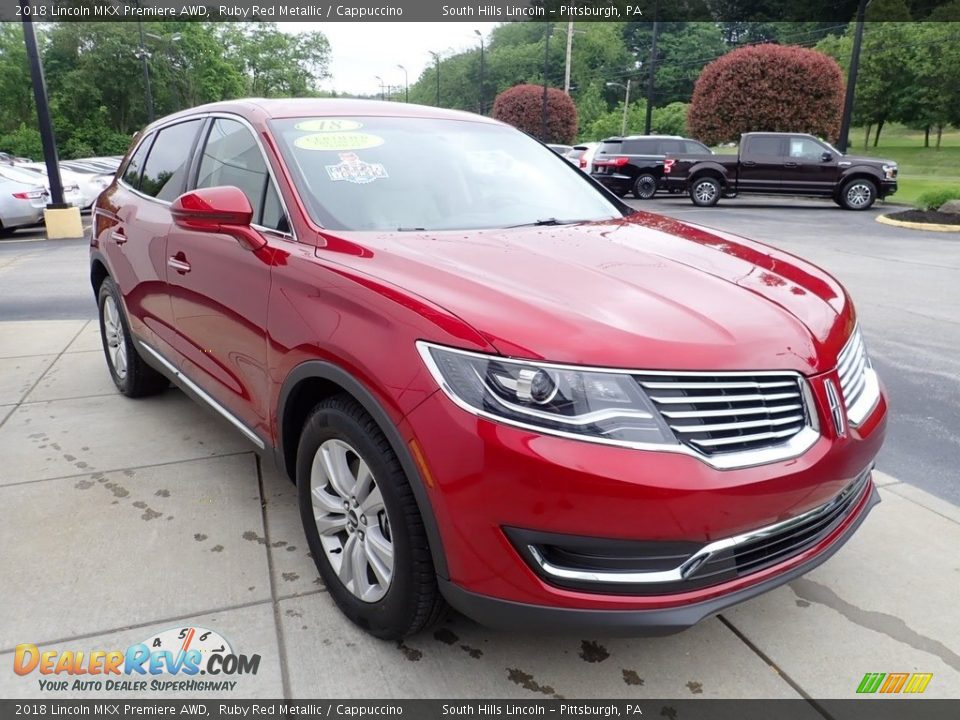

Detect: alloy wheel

[695,182,718,204]
[846,183,872,208]
[102,295,128,380]
[310,438,394,602]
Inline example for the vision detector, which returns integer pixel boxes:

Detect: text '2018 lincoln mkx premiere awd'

[91,100,887,639]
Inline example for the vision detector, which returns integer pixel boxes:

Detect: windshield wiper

[504,218,589,229]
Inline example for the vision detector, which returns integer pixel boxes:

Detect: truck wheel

[690,177,721,207]
[633,174,658,200]
[840,179,877,210]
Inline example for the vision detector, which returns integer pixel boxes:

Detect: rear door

[96,120,203,360]
[737,135,784,193]
[783,136,839,196]
[165,116,292,443]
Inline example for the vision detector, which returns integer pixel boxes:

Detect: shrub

[914,187,960,211]
[652,102,689,137]
[0,124,43,160]
[492,84,578,145]
[688,44,845,146]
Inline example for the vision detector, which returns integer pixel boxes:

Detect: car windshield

[271,117,624,232]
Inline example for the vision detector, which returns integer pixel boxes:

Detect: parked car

[547,143,573,157]
[20,163,111,210]
[62,156,123,175]
[567,142,599,174]
[0,165,82,235]
[591,135,713,199]
[663,132,899,210]
[91,100,886,639]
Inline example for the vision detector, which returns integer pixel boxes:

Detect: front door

[166,117,290,442]
[783,136,840,196]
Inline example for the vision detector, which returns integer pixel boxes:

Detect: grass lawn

[849,124,960,207]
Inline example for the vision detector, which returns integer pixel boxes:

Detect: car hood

[321,212,854,374]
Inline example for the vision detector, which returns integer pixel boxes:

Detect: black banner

[2,700,960,720]
[1,0,959,23]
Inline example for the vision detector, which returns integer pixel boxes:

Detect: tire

[297,394,446,639]
[832,195,844,207]
[97,277,168,397]
[840,178,877,210]
[690,177,722,207]
[632,173,658,200]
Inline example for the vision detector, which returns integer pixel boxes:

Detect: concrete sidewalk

[1,319,958,699]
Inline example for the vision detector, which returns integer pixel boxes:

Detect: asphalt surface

[2,198,957,504]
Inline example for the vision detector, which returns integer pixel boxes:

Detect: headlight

[882,164,897,180]
[417,342,678,447]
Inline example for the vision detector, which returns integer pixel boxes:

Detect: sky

[281,22,501,97]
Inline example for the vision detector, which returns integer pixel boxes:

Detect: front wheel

[297,395,446,639]
[633,173,658,200]
[690,177,722,207]
[840,178,877,210]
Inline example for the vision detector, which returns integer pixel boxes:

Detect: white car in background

[19,162,110,211]
[569,142,600,174]
[0,165,83,235]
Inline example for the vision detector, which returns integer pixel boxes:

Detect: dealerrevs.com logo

[14,626,260,693]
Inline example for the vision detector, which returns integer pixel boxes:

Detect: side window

[746,137,783,157]
[789,138,827,160]
[196,118,272,224]
[658,140,682,154]
[685,141,709,154]
[260,182,290,233]
[121,135,153,190]
[139,120,203,201]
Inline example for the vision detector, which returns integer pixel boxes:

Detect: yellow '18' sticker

[294,132,384,151]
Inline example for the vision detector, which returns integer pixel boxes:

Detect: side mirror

[170,186,265,251]
[821,151,834,163]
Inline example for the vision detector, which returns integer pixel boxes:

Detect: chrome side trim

[137,342,265,449]
[416,341,820,470]
[527,469,872,586]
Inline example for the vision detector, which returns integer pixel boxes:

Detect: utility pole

[397,64,408,103]
[564,21,574,93]
[19,2,64,207]
[644,4,659,135]
[474,30,485,114]
[135,3,155,123]
[429,51,441,106]
[838,0,870,153]
[541,24,552,141]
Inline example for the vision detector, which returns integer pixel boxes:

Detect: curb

[876,214,960,233]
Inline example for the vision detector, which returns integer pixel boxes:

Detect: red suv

[91,100,887,639]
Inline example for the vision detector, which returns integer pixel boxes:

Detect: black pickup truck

[663,132,898,210]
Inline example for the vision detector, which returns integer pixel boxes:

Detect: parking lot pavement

[1,319,958,700]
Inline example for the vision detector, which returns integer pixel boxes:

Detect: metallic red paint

[92,99,888,628]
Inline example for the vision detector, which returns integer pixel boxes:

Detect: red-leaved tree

[492,84,578,145]
[687,44,845,145]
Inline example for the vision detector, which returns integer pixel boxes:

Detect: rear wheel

[840,178,877,210]
[297,395,446,639]
[633,173,658,200]
[690,177,722,207]
[97,278,168,397]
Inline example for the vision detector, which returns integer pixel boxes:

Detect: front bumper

[402,367,887,625]
[438,477,879,635]
[879,180,898,198]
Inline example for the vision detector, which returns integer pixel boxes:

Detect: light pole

[606,80,632,137]
[396,64,408,103]
[474,30,485,114]
[838,0,871,153]
[374,75,385,101]
[135,11,154,123]
[428,51,441,106]
[645,3,660,135]
[541,23,552,141]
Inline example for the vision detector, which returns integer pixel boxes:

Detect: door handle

[167,256,191,274]
[110,229,127,245]
[742,160,756,166]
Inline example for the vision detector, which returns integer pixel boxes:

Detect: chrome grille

[636,373,809,455]
[837,328,869,413]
